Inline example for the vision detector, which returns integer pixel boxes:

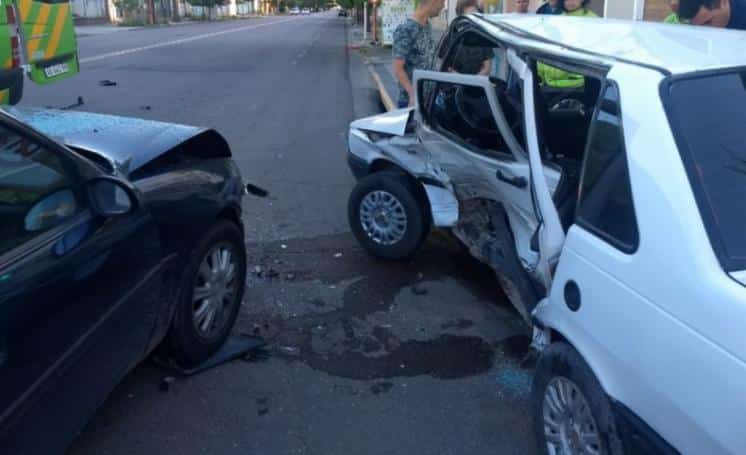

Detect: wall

[605,0,642,18]
[73,0,108,18]
[642,0,670,20]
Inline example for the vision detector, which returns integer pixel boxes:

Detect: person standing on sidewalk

[563,0,598,16]
[664,0,688,23]
[392,0,446,108]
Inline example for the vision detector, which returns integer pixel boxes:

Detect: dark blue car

[0,107,248,454]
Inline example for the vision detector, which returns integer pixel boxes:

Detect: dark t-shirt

[728,0,746,29]
[536,2,562,14]
[452,46,493,74]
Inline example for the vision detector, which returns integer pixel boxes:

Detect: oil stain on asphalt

[241,231,533,388]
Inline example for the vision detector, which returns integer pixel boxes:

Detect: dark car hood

[3,107,206,173]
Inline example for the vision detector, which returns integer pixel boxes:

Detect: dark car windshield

[665,70,746,271]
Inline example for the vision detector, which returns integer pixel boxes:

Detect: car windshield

[665,70,746,271]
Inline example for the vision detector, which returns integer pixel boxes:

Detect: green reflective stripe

[26,1,41,24]
[51,3,75,56]
[663,13,688,23]
[23,1,41,60]
[36,4,58,56]
[538,8,596,88]
[538,62,585,88]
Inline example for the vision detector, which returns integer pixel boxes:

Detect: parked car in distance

[0,107,249,453]
[338,8,348,16]
[290,7,300,14]
[302,7,311,14]
[345,14,746,455]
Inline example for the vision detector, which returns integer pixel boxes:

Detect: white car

[346,14,746,455]
[289,7,300,15]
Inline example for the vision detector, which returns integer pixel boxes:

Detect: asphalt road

[23,13,537,455]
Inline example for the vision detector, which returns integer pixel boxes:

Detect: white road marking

[80,17,299,64]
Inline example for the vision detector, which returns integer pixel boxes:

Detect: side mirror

[87,177,139,217]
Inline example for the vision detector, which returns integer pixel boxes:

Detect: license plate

[43,63,69,78]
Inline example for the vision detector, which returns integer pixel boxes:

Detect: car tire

[532,342,624,455]
[165,219,247,368]
[348,171,430,260]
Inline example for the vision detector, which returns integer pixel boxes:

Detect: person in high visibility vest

[664,0,689,22]
[537,0,597,89]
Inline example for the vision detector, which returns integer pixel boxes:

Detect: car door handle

[496,170,527,188]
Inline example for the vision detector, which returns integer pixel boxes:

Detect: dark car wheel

[348,172,430,260]
[532,342,624,455]
[166,219,246,368]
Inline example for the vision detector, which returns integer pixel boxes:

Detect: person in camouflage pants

[392,0,446,108]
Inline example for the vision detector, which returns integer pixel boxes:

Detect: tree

[114,0,143,23]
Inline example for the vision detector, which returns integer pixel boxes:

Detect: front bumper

[347,151,370,180]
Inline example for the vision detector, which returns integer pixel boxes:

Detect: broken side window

[446,31,495,76]
[427,80,509,159]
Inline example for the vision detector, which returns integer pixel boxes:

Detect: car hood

[350,107,414,137]
[3,107,206,173]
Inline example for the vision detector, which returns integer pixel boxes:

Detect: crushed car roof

[480,15,746,75]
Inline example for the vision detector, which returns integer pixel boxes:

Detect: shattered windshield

[665,70,746,271]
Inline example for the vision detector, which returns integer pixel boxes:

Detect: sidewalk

[347,19,446,112]
[75,24,141,37]
[347,22,397,111]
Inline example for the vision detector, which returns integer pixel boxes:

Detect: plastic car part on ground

[154,335,267,376]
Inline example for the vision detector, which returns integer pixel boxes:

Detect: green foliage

[186,0,225,7]
[114,0,141,14]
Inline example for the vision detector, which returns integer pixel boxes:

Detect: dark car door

[0,119,166,454]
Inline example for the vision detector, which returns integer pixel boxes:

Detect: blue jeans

[397,99,409,109]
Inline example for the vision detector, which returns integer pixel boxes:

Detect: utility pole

[172,0,180,21]
[363,0,367,41]
[147,0,156,23]
[370,0,377,43]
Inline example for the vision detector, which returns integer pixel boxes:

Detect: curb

[367,63,394,112]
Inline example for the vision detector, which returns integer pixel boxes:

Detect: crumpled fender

[347,115,459,228]
[422,183,459,227]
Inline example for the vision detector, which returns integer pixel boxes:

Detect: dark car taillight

[10,36,19,68]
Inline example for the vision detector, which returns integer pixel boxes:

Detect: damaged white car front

[345,48,564,323]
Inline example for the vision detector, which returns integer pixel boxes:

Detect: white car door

[413,62,563,289]
[412,70,500,202]
[506,50,565,289]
